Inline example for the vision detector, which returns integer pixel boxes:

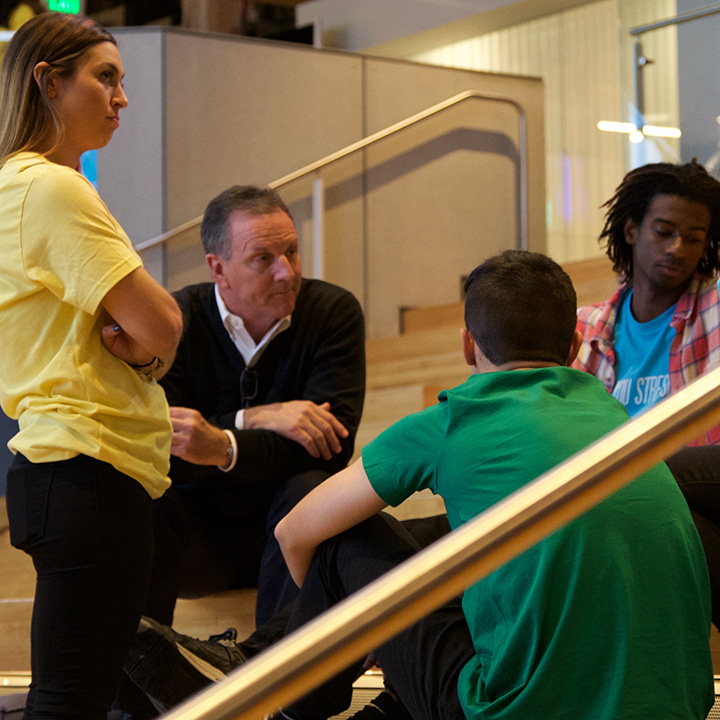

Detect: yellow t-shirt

[0,152,172,498]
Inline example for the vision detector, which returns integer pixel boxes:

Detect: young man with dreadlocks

[573,160,720,626]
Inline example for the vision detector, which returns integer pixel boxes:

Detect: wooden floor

[1,499,32,677]
[0,498,259,678]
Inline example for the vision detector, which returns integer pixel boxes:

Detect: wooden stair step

[402,302,463,334]
[366,327,462,365]
[398,256,621,335]
[366,352,468,391]
[361,385,426,423]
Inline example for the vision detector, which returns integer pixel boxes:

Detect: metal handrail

[134,90,527,253]
[629,3,720,122]
[162,365,720,720]
[630,2,720,35]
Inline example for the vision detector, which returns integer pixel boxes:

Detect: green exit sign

[47,0,82,14]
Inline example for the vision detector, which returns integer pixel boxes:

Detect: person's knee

[401,513,451,549]
[268,470,329,525]
[316,513,419,584]
[666,446,720,486]
[284,470,329,503]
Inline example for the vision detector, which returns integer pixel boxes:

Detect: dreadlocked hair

[600,160,720,281]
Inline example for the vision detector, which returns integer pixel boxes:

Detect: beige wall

[369,0,682,266]
[361,57,544,336]
[98,28,544,337]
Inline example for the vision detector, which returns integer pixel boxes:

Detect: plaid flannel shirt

[573,274,720,446]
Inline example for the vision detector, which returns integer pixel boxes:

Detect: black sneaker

[124,617,249,712]
[350,691,413,719]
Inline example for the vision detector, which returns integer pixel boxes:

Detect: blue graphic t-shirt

[612,289,676,417]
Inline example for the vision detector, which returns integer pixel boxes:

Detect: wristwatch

[221,429,236,472]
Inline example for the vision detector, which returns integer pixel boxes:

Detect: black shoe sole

[124,620,225,712]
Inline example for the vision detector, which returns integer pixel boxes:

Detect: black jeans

[143,469,328,628]
[235,514,453,659]
[666,445,720,629]
[282,513,473,720]
[6,453,153,720]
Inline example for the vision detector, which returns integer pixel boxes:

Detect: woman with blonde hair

[0,12,183,719]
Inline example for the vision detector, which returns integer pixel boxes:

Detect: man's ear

[205,254,227,288]
[461,328,477,367]
[702,237,711,265]
[566,329,583,366]
[624,216,638,246]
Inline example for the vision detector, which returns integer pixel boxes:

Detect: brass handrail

[134,90,527,253]
[160,365,720,720]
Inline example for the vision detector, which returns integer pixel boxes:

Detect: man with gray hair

[144,185,365,632]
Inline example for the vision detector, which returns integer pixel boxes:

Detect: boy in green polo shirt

[274,250,712,720]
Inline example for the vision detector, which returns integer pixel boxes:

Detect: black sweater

[160,278,366,488]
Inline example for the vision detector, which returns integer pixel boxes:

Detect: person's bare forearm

[276,459,388,586]
[244,400,348,459]
[101,324,177,379]
[102,267,183,360]
[131,349,177,381]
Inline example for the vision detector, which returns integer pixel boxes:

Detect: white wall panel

[410,1,626,265]
[677,0,720,167]
[97,30,165,246]
[362,57,545,337]
[163,32,366,304]
[619,0,680,166]
[163,32,364,229]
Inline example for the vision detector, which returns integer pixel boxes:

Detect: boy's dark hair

[200,185,292,258]
[600,160,720,281]
[463,250,577,366]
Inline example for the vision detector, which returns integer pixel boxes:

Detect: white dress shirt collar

[214,284,291,368]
